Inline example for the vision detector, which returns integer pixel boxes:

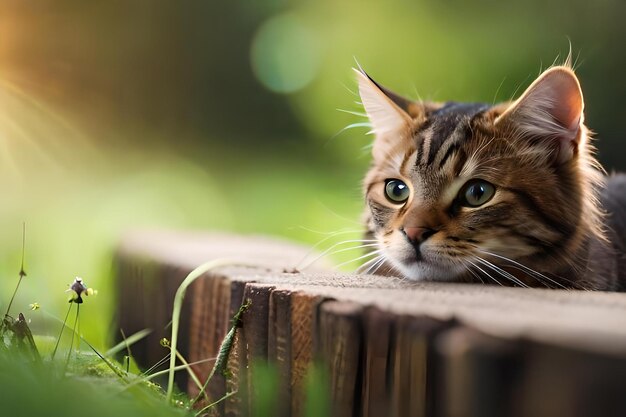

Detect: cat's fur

[357,65,626,291]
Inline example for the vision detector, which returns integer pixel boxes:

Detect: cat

[357,64,626,291]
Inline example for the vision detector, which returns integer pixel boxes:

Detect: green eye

[385,179,410,203]
[460,180,495,207]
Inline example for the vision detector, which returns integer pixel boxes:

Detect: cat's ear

[355,68,416,160]
[495,66,585,163]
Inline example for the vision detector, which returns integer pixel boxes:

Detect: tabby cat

[357,65,626,291]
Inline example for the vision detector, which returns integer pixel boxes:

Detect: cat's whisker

[512,261,583,289]
[334,250,383,270]
[328,244,380,256]
[291,226,364,236]
[315,202,365,226]
[299,242,380,271]
[339,81,359,97]
[503,252,573,289]
[491,76,507,106]
[397,276,411,285]
[296,235,375,269]
[364,256,387,275]
[469,268,485,284]
[358,258,381,275]
[357,254,383,271]
[499,264,552,288]
[462,259,485,284]
[474,256,529,288]
[480,250,550,288]
[467,260,503,287]
[409,83,423,103]
[336,108,368,118]
[301,231,372,256]
[478,250,569,290]
[329,122,372,142]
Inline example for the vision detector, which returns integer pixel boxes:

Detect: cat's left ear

[355,68,419,161]
[495,66,584,163]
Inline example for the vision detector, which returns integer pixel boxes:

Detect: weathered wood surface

[115,230,626,417]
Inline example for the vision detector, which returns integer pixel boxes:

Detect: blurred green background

[0,0,624,348]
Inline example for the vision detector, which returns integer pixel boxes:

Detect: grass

[0,230,332,416]
[0,239,189,416]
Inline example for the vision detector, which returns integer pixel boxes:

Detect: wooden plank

[436,329,626,417]
[186,273,214,398]
[187,272,232,414]
[240,283,276,414]
[241,283,275,361]
[224,280,248,417]
[268,289,292,417]
[516,343,626,417]
[116,231,626,358]
[434,327,523,417]
[289,292,319,417]
[268,284,626,357]
[361,306,394,417]
[389,315,452,417]
[315,300,364,417]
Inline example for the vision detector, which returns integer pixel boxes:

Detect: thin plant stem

[5,223,27,318]
[65,303,80,369]
[173,349,208,403]
[148,357,217,381]
[51,303,73,360]
[114,356,218,395]
[81,336,128,382]
[119,328,131,373]
[4,276,24,319]
[139,353,171,378]
[19,222,26,278]
[194,391,237,417]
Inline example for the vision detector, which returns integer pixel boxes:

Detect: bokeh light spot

[250,13,320,94]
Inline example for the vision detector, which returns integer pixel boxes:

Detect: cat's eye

[459,180,495,207]
[384,179,410,203]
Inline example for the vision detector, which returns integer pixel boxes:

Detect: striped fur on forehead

[366,102,491,179]
[416,102,490,167]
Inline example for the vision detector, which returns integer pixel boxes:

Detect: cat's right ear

[355,68,418,161]
[494,66,585,163]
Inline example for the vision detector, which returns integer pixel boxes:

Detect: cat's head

[358,65,604,285]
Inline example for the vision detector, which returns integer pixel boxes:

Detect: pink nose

[404,227,436,243]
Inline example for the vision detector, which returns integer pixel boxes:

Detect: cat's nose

[403,227,436,244]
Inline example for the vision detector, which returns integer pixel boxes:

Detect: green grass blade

[105,328,152,357]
